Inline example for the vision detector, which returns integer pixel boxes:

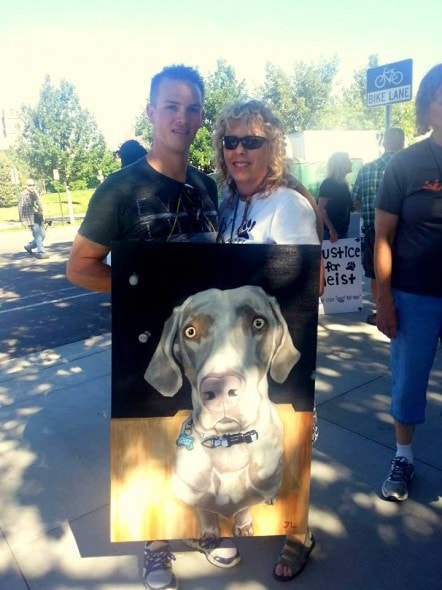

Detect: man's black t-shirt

[79,158,218,246]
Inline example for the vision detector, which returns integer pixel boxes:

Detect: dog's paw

[265,495,278,506]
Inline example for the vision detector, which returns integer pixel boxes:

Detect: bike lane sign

[366,59,413,107]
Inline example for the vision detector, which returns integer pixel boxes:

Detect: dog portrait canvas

[110,242,320,542]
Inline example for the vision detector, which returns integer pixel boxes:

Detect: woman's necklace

[229,195,252,243]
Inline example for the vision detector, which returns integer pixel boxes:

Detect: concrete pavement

[0,228,441,589]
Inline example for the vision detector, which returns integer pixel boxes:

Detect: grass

[0,189,93,224]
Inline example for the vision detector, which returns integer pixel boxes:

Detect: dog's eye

[183,325,197,339]
[252,317,266,330]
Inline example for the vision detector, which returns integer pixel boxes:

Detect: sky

[1,0,441,148]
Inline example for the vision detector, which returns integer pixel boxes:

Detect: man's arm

[66,234,111,293]
[374,208,398,338]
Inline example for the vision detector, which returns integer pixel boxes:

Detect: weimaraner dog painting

[144,285,300,538]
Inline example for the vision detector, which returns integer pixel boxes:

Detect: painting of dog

[144,285,300,538]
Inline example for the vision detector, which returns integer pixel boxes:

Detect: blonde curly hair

[212,99,289,198]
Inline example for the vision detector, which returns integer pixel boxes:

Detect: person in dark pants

[352,128,404,324]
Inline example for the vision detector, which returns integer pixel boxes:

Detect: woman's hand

[376,295,397,339]
[329,228,339,243]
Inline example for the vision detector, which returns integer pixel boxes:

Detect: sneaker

[142,541,177,590]
[36,252,49,259]
[24,245,33,255]
[381,456,414,501]
[183,537,241,569]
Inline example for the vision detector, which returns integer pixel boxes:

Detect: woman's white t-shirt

[217,186,319,245]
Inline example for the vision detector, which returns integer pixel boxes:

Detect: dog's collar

[201,430,259,449]
[176,417,259,450]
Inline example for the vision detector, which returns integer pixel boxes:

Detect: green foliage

[390,100,416,143]
[259,57,340,132]
[0,188,93,223]
[323,55,416,143]
[4,57,418,191]
[203,59,246,129]
[16,76,116,188]
[0,150,27,207]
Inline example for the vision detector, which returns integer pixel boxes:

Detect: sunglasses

[222,135,267,150]
[27,184,35,187]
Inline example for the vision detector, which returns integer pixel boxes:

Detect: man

[352,128,405,324]
[67,65,237,590]
[18,179,49,259]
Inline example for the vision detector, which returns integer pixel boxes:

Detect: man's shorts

[390,289,442,425]
[362,225,375,279]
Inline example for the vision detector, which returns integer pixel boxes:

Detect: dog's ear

[144,311,183,397]
[267,296,301,383]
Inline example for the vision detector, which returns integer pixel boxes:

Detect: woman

[318,151,353,242]
[213,99,321,582]
[375,64,442,503]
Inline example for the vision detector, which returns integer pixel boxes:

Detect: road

[0,224,111,362]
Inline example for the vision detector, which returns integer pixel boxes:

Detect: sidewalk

[0,301,441,588]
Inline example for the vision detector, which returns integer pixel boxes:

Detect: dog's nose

[199,375,243,409]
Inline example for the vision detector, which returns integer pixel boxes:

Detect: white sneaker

[184,537,241,568]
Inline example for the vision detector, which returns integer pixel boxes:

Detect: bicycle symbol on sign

[375,67,403,89]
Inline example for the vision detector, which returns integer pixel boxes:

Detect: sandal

[273,529,315,582]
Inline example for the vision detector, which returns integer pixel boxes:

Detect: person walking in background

[115,139,148,167]
[352,128,405,325]
[317,151,354,242]
[213,99,321,583]
[375,63,442,503]
[18,178,49,259]
[67,64,238,590]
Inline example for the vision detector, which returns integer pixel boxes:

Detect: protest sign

[320,237,363,314]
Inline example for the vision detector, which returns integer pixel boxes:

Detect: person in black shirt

[317,151,354,242]
[115,139,147,167]
[67,65,233,590]
[375,64,442,504]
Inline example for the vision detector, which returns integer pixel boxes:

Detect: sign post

[53,169,64,223]
[366,59,413,128]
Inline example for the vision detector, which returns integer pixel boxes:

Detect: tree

[259,63,298,132]
[328,55,415,141]
[203,59,246,130]
[259,57,340,132]
[331,55,384,130]
[0,150,27,207]
[17,76,115,189]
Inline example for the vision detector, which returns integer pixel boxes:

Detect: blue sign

[366,59,413,107]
